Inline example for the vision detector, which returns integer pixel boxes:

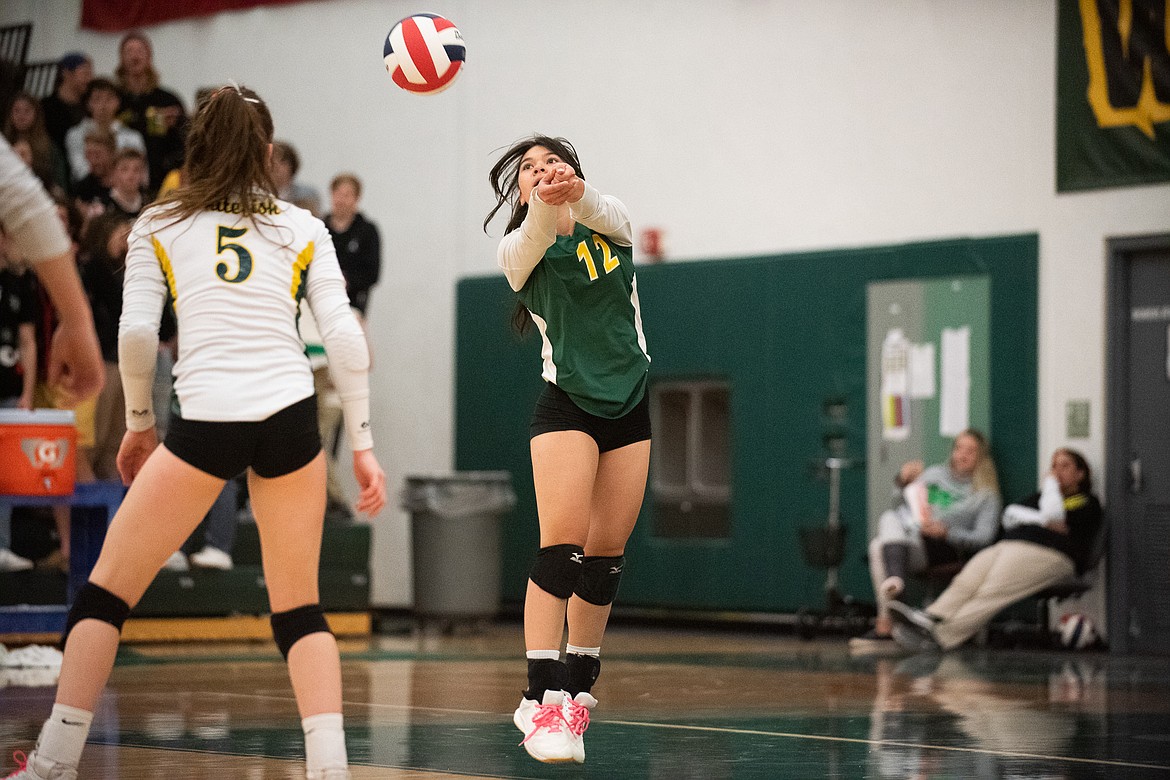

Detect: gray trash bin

[402,472,516,622]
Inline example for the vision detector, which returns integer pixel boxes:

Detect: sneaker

[1,646,63,670]
[0,549,34,573]
[891,623,941,652]
[162,551,190,572]
[189,546,233,571]
[562,692,597,763]
[880,576,905,599]
[513,690,574,763]
[847,629,903,656]
[3,750,77,779]
[887,600,939,634]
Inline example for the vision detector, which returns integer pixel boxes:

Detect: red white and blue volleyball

[383,13,465,95]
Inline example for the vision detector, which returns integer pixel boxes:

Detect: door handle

[1130,456,1143,494]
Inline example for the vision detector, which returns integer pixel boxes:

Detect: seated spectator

[72,127,117,215]
[889,448,1104,651]
[0,247,37,572]
[271,140,320,215]
[98,148,147,219]
[115,30,187,194]
[41,52,93,169]
[64,77,145,183]
[851,429,1002,653]
[3,90,69,195]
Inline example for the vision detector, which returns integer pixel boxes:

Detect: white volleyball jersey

[122,197,354,422]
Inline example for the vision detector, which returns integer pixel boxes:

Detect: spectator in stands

[325,173,381,318]
[165,477,242,572]
[99,149,147,220]
[4,90,69,196]
[850,429,1001,653]
[115,30,186,194]
[271,140,321,215]
[41,52,93,169]
[82,213,133,480]
[889,448,1104,652]
[72,127,116,218]
[0,243,38,573]
[64,78,145,184]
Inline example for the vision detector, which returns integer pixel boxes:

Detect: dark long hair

[483,134,584,235]
[484,135,584,334]
[1057,447,1093,494]
[154,84,275,225]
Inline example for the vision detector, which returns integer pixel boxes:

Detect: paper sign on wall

[881,329,910,441]
[940,326,970,437]
[909,343,936,399]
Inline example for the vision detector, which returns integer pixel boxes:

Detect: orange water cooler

[0,409,77,496]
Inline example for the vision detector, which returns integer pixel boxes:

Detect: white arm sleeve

[1001,504,1044,529]
[118,224,167,431]
[568,182,633,246]
[0,136,72,263]
[1038,475,1066,521]
[496,190,557,292]
[305,228,374,451]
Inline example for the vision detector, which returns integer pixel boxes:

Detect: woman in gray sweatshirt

[851,429,1001,651]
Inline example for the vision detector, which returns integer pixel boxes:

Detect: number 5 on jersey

[216,225,253,283]
[576,234,619,281]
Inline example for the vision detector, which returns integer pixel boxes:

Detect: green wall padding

[455,235,1037,613]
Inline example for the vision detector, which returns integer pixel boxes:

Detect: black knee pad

[271,603,332,659]
[574,555,625,606]
[61,582,131,648]
[529,544,585,599]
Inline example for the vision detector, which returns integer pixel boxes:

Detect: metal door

[1108,237,1170,655]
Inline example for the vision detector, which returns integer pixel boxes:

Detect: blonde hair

[955,428,999,496]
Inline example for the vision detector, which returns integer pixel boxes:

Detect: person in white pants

[889,448,1103,651]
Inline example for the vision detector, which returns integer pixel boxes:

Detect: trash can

[402,472,516,621]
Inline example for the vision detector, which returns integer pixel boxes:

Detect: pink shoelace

[565,698,591,737]
[4,751,28,779]
[519,701,567,746]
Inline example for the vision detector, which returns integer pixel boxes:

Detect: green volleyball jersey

[518,222,650,418]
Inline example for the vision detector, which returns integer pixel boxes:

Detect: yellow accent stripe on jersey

[152,236,179,311]
[290,241,314,300]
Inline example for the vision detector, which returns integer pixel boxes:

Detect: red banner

[81,0,312,32]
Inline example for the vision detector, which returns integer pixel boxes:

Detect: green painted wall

[455,235,1037,613]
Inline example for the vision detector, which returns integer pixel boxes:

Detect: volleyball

[383,13,465,95]
[1059,613,1097,650]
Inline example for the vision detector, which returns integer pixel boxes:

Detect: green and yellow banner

[1057,0,1170,191]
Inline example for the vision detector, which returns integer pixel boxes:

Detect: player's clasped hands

[536,164,584,206]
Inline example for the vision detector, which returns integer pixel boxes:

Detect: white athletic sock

[302,712,347,775]
[34,704,93,771]
[526,649,560,661]
[565,644,600,657]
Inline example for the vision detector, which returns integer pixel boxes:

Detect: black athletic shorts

[164,394,322,480]
[530,382,651,453]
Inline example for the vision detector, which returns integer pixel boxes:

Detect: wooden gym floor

[1,621,1168,778]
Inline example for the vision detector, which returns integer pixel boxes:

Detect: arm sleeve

[118,224,167,431]
[305,227,374,451]
[497,190,557,292]
[0,136,72,263]
[942,491,1002,552]
[1038,475,1066,521]
[568,182,633,246]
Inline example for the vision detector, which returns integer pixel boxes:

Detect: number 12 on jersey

[576,234,619,281]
